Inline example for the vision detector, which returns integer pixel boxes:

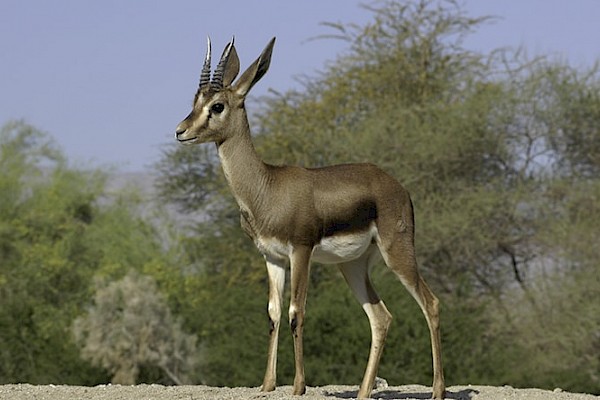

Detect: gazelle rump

[174,37,446,399]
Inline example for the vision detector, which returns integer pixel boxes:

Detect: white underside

[256,224,379,265]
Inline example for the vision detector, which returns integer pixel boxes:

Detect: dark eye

[211,103,225,114]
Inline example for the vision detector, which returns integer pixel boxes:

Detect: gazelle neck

[216,117,270,214]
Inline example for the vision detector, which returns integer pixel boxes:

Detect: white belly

[256,225,377,265]
[312,228,375,264]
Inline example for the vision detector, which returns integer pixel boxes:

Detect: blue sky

[1,1,598,172]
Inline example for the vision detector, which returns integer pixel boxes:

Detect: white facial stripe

[189,105,210,131]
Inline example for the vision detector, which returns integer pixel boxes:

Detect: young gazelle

[175,37,446,399]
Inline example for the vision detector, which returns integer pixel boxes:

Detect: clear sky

[1,1,598,172]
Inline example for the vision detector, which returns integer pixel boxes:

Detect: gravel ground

[0,384,597,400]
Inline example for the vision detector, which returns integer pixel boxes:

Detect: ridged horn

[211,36,235,89]
[199,36,212,88]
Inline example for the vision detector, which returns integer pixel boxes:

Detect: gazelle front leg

[289,245,312,395]
[261,256,286,392]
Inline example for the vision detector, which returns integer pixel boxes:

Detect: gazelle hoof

[260,382,276,392]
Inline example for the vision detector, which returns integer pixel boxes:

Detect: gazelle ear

[233,37,276,97]
[222,45,240,87]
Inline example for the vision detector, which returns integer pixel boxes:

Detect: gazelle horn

[199,36,211,88]
[211,36,235,90]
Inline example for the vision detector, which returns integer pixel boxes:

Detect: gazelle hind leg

[339,245,392,399]
[378,233,446,399]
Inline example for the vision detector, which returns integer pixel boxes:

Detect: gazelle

[175,37,446,399]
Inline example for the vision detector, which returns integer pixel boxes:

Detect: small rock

[374,377,388,389]
[554,388,563,393]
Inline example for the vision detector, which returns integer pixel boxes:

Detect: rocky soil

[0,384,597,400]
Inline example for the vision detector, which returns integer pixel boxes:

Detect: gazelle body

[175,37,446,399]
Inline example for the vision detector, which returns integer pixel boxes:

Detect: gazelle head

[175,37,276,145]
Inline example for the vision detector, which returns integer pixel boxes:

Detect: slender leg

[414,276,445,400]
[339,246,393,400]
[261,256,286,392]
[379,233,446,400]
[288,246,312,395]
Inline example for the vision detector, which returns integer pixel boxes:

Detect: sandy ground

[0,384,597,400]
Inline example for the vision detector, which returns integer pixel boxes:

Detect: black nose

[175,127,186,135]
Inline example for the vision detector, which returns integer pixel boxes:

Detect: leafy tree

[543,64,600,178]
[0,121,105,383]
[0,121,188,385]
[73,272,199,385]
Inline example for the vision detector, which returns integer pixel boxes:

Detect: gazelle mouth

[177,136,197,144]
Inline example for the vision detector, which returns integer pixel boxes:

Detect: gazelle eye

[211,103,225,114]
